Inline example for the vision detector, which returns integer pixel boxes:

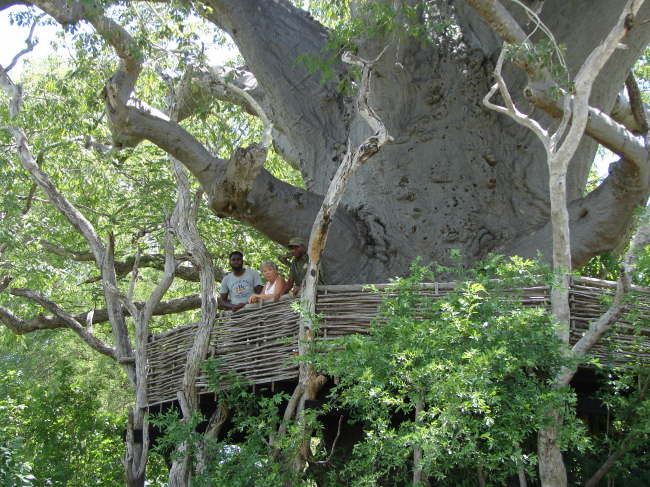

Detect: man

[219,251,263,311]
[283,237,324,296]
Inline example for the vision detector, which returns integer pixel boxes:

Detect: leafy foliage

[310,257,584,485]
[0,359,125,486]
[146,257,648,485]
[151,359,303,486]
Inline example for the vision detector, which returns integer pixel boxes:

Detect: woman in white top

[248,261,287,303]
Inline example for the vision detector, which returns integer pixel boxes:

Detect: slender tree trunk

[538,158,571,487]
[413,398,426,486]
[279,49,392,475]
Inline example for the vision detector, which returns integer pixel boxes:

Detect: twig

[327,414,344,462]
[5,14,44,73]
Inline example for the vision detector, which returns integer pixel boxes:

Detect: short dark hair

[229,251,244,259]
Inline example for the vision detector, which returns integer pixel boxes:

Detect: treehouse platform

[146,277,650,408]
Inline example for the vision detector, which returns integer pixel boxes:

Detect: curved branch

[525,86,648,168]
[624,71,649,135]
[611,87,650,134]
[4,13,43,72]
[504,156,650,267]
[40,240,224,283]
[203,0,348,170]
[0,293,202,332]
[140,226,176,326]
[178,66,266,120]
[7,288,118,359]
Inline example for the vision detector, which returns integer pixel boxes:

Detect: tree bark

[24,0,650,283]
[481,1,646,485]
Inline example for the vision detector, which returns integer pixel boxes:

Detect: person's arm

[219,292,237,311]
[248,284,267,304]
[286,263,298,295]
[284,277,294,295]
[250,277,285,303]
[270,276,286,301]
[219,280,244,311]
[252,271,263,295]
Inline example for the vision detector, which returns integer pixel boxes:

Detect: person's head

[287,237,306,258]
[229,251,244,272]
[260,261,279,282]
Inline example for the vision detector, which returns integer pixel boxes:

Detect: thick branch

[611,88,650,134]
[8,288,117,359]
[0,293,202,332]
[525,87,648,168]
[504,156,649,267]
[177,66,266,120]
[40,240,224,282]
[624,71,649,135]
[203,0,348,172]
[141,221,177,326]
[172,160,218,416]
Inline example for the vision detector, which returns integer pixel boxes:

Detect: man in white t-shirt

[219,251,263,312]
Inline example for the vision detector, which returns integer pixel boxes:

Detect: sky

[0,6,61,74]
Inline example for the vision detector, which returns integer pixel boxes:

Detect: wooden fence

[146,277,650,407]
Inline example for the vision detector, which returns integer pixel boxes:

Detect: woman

[248,261,286,303]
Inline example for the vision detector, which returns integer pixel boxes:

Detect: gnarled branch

[6,288,117,359]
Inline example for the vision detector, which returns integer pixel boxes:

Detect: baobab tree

[2,0,650,485]
[2,0,647,283]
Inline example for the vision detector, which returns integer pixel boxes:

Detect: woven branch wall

[146,277,650,407]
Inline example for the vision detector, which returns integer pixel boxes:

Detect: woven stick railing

[145,278,650,407]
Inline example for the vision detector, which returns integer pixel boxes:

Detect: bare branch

[21,183,38,216]
[553,0,644,170]
[4,14,43,72]
[611,88,650,133]
[39,240,224,283]
[126,246,141,302]
[284,48,392,471]
[468,0,649,170]
[103,276,140,321]
[140,222,177,326]
[206,66,273,149]
[40,240,94,261]
[524,87,648,167]
[0,291,202,332]
[176,66,265,120]
[9,287,118,359]
[483,47,549,146]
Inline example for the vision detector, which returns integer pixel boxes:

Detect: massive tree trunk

[191,0,650,282]
[16,0,650,282]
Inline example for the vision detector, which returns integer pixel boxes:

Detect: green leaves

[315,256,578,484]
[0,360,125,486]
